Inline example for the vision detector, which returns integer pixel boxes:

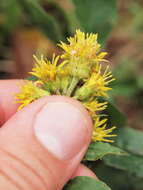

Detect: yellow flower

[16,81,49,110]
[75,64,115,100]
[92,117,116,142]
[59,29,107,63]
[83,100,107,116]
[86,65,115,97]
[30,55,67,82]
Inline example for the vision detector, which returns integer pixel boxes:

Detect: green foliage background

[1,0,143,190]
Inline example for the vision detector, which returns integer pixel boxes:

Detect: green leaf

[72,0,117,43]
[103,100,127,128]
[137,75,143,89]
[128,173,143,190]
[115,127,143,156]
[86,160,143,190]
[19,0,63,42]
[0,0,21,35]
[45,0,81,34]
[111,84,137,97]
[42,1,72,36]
[65,11,81,34]
[84,142,125,161]
[63,176,111,190]
[93,162,132,190]
[103,154,143,178]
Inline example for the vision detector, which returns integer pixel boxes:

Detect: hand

[0,80,96,190]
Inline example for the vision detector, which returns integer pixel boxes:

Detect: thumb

[0,96,92,190]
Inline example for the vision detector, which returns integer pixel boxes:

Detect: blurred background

[0,0,143,189]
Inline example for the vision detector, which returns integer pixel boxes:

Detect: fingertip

[33,95,93,160]
[44,95,93,132]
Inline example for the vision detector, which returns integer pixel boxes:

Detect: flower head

[83,100,107,117]
[92,117,116,142]
[30,55,67,82]
[15,30,116,143]
[16,81,49,110]
[59,29,107,63]
[85,65,115,97]
[75,64,115,100]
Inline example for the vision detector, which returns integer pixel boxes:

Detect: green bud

[75,86,93,100]
[67,64,91,79]
[43,81,59,93]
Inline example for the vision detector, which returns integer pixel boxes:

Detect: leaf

[86,159,143,190]
[93,162,132,190]
[103,100,127,128]
[72,0,117,43]
[137,76,143,89]
[42,1,72,36]
[111,80,138,97]
[103,154,143,178]
[128,173,143,190]
[115,127,143,156]
[102,127,143,186]
[19,0,63,42]
[46,0,81,34]
[0,0,21,35]
[84,142,125,161]
[63,176,111,190]
[65,11,81,34]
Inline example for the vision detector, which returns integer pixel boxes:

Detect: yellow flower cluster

[30,55,68,82]
[92,117,116,142]
[16,81,49,110]
[59,29,107,64]
[83,101,107,117]
[16,29,116,142]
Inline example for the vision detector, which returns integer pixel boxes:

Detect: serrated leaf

[19,0,63,42]
[115,127,143,156]
[63,176,111,190]
[84,142,125,161]
[103,154,143,178]
[72,0,117,43]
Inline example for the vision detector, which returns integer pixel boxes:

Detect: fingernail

[34,100,91,160]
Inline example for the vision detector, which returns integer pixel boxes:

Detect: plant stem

[66,77,79,96]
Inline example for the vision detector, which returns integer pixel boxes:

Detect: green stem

[66,77,79,96]
[63,85,68,95]
[63,80,69,95]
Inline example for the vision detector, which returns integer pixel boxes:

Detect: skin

[0,80,96,190]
